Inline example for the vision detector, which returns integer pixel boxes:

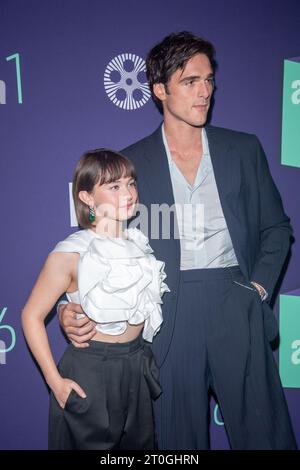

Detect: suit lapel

[205,125,241,205]
[138,125,180,252]
[141,125,175,206]
[206,125,249,277]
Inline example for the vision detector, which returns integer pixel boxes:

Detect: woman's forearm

[22,312,61,390]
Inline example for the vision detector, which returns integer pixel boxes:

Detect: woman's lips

[120,202,134,209]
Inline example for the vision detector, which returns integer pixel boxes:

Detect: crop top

[52,228,169,342]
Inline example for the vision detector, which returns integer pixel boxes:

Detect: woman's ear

[78,190,93,207]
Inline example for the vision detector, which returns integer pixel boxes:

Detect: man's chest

[171,152,202,187]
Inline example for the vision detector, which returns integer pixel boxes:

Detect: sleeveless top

[52,228,169,342]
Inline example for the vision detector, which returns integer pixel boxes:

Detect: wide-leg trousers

[49,335,161,450]
[154,266,297,450]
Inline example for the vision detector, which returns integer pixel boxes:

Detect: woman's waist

[92,321,144,343]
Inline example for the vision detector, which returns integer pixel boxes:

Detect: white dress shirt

[162,124,239,270]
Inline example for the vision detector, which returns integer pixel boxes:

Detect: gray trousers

[154,266,297,450]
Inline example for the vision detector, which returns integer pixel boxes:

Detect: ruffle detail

[77,228,169,342]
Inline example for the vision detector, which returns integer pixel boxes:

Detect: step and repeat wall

[0,0,299,449]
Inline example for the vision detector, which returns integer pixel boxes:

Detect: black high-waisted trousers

[49,335,161,450]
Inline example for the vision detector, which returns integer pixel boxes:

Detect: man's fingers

[68,330,97,344]
[70,341,90,349]
[66,302,84,315]
[58,302,98,347]
[72,317,96,328]
[64,322,96,336]
[60,310,95,329]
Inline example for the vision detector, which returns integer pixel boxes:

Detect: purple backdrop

[0,0,299,450]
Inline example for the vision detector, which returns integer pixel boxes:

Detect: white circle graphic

[104,53,151,110]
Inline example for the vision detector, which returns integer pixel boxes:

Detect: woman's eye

[110,185,119,190]
[129,181,136,187]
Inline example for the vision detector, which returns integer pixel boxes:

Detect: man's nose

[198,80,211,99]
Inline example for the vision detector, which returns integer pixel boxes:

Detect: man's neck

[163,120,203,156]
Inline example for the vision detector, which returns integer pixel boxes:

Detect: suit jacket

[121,124,292,365]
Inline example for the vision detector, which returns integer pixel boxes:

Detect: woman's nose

[122,186,134,200]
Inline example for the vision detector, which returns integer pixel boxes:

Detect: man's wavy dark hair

[146,31,215,111]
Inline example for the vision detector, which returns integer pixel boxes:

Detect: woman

[22,148,169,450]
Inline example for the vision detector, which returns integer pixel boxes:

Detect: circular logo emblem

[104,53,151,110]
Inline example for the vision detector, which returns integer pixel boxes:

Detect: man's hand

[251,282,268,301]
[58,302,97,348]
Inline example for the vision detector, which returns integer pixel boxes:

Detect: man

[59,32,296,449]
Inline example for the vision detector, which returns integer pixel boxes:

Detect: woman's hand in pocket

[51,377,87,409]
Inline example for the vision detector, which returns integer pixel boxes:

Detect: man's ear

[78,190,93,206]
[153,83,167,103]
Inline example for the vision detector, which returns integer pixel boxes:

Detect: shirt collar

[161,123,209,165]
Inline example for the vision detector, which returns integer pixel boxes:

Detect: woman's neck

[91,218,124,239]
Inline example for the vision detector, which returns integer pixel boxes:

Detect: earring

[89,206,95,222]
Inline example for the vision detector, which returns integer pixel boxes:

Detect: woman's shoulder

[51,228,153,259]
[51,229,94,255]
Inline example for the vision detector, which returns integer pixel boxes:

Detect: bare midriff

[92,322,145,343]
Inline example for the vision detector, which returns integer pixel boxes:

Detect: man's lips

[193,103,209,109]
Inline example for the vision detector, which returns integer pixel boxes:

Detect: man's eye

[205,78,214,87]
[110,185,119,190]
[185,80,194,86]
[129,181,136,187]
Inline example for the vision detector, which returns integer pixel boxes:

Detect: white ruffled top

[52,228,169,342]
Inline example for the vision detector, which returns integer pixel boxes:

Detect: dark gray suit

[122,124,297,449]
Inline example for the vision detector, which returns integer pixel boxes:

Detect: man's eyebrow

[179,73,214,83]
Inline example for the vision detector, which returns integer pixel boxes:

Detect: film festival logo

[104,53,151,110]
[0,307,16,365]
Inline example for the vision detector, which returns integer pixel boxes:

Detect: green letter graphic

[279,293,300,388]
[281,57,300,168]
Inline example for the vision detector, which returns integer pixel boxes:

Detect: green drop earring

[89,206,96,222]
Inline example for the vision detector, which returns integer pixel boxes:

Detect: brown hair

[72,148,136,229]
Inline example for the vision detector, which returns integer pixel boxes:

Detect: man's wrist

[251,282,268,301]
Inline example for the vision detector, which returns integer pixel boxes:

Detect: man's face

[155,53,214,128]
